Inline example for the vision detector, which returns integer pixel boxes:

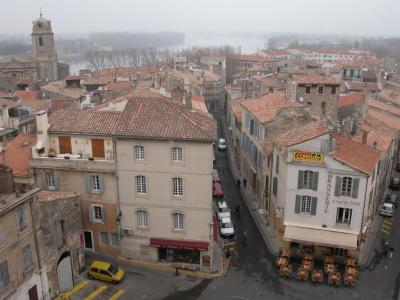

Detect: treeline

[0,41,30,56]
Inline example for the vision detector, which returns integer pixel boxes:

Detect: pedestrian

[243,178,247,188]
[236,178,241,187]
[384,240,390,257]
[235,205,241,217]
[226,249,231,258]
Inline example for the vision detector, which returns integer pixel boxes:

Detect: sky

[2,0,400,37]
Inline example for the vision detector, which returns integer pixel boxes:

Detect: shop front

[150,238,210,271]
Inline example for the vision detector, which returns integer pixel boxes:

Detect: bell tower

[31,12,58,81]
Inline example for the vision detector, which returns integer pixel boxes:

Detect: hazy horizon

[2,0,400,37]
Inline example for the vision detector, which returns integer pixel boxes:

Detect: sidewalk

[224,133,281,256]
[358,215,384,269]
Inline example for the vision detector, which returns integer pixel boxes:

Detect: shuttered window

[272,177,278,196]
[86,175,104,193]
[17,207,27,232]
[58,136,72,154]
[0,261,10,289]
[89,205,104,224]
[298,170,319,190]
[295,195,317,215]
[91,139,105,158]
[335,176,359,198]
[21,244,33,271]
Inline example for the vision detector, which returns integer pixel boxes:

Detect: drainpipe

[113,138,122,256]
[359,174,369,257]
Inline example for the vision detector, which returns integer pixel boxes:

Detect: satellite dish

[299,96,304,103]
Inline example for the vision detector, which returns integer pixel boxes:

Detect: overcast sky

[2,0,400,36]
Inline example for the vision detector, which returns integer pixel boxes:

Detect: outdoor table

[324,256,335,264]
[324,264,337,274]
[311,269,324,283]
[346,267,358,278]
[302,262,313,272]
[346,257,357,267]
[281,250,290,258]
[279,264,292,278]
[344,273,356,287]
[328,272,341,286]
[296,268,309,281]
[276,257,288,267]
[303,253,313,261]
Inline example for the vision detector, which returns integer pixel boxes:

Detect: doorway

[83,230,94,250]
[57,252,74,293]
[28,285,38,300]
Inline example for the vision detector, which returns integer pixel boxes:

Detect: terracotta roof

[36,190,78,203]
[240,92,300,124]
[0,98,20,109]
[51,99,74,111]
[114,97,216,142]
[20,99,50,112]
[353,112,397,152]
[255,75,278,86]
[367,109,400,130]
[17,78,30,85]
[0,90,9,97]
[237,55,277,62]
[293,75,339,85]
[14,90,39,101]
[49,110,121,136]
[229,97,248,123]
[41,83,82,99]
[83,77,109,85]
[368,98,400,117]
[346,81,380,92]
[264,120,328,152]
[332,134,381,174]
[106,81,132,92]
[0,134,37,177]
[337,93,364,107]
[65,75,85,81]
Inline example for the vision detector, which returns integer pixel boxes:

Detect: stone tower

[31,13,58,81]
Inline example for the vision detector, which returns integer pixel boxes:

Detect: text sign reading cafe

[293,151,324,163]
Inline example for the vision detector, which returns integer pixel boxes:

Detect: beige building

[0,188,49,300]
[30,110,121,256]
[114,96,217,272]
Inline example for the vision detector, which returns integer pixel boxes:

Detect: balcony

[29,156,116,173]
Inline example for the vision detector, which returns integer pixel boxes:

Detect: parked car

[218,138,226,151]
[212,169,221,183]
[389,177,400,190]
[220,217,235,238]
[385,193,399,209]
[217,201,231,220]
[213,182,224,197]
[380,202,394,217]
[88,260,125,284]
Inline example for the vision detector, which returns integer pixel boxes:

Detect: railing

[29,156,116,172]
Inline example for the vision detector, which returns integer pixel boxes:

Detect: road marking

[57,280,88,299]
[84,285,108,300]
[382,228,391,235]
[109,289,125,300]
[382,223,392,230]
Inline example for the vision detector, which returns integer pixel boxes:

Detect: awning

[284,225,358,249]
[150,238,209,251]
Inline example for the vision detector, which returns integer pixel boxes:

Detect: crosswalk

[381,217,393,235]
[59,281,125,300]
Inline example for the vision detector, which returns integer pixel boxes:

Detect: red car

[213,182,224,197]
[212,169,221,183]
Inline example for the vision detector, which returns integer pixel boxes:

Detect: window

[45,173,57,190]
[0,261,10,289]
[89,205,104,224]
[99,270,111,277]
[135,175,147,194]
[299,170,315,190]
[336,207,352,225]
[21,244,33,271]
[38,36,43,46]
[56,220,65,249]
[321,102,326,115]
[341,177,353,197]
[111,233,120,246]
[134,145,145,160]
[305,86,311,94]
[136,210,149,228]
[91,175,101,192]
[17,207,27,231]
[300,195,311,213]
[335,176,359,198]
[275,155,279,174]
[272,177,278,196]
[100,232,109,245]
[172,147,183,162]
[86,175,104,193]
[331,86,337,94]
[318,86,324,94]
[172,177,183,197]
[172,212,184,230]
[332,248,348,257]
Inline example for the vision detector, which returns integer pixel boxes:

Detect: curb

[117,256,226,280]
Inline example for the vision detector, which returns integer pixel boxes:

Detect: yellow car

[88,260,125,284]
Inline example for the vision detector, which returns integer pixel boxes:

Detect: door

[84,231,94,250]
[28,285,38,300]
[58,136,72,154]
[99,270,112,282]
[57,253,73,292]
[91,139,105,158]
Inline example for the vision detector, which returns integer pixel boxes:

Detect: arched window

[135,175,147,194]
[172,147,183,162]
[38,36,43,46]
[172,177,183,197]
[172,212,184,230]
[136,210,149,227]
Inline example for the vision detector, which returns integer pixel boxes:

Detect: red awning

[150,238,209,251]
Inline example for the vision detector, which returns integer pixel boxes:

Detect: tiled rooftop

[367,109,400,130]
[293,75,339,85]
[337,93,364,107]
[333,134,381,174]
[241,92,300,124]
[37,190,78,203]
[368,98,400,117]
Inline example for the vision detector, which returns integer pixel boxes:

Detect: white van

[380,203,394,217]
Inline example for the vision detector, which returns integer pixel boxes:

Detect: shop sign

[331,199,361,207]
[293,151,324,163]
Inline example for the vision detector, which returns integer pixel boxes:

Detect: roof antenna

[40,7,43,19]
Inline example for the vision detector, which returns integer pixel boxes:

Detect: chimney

[2,104,9,128]
[361,130,368,144]
[328,125,334,152]
[185,92,193,111]
[35,110,50,154]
